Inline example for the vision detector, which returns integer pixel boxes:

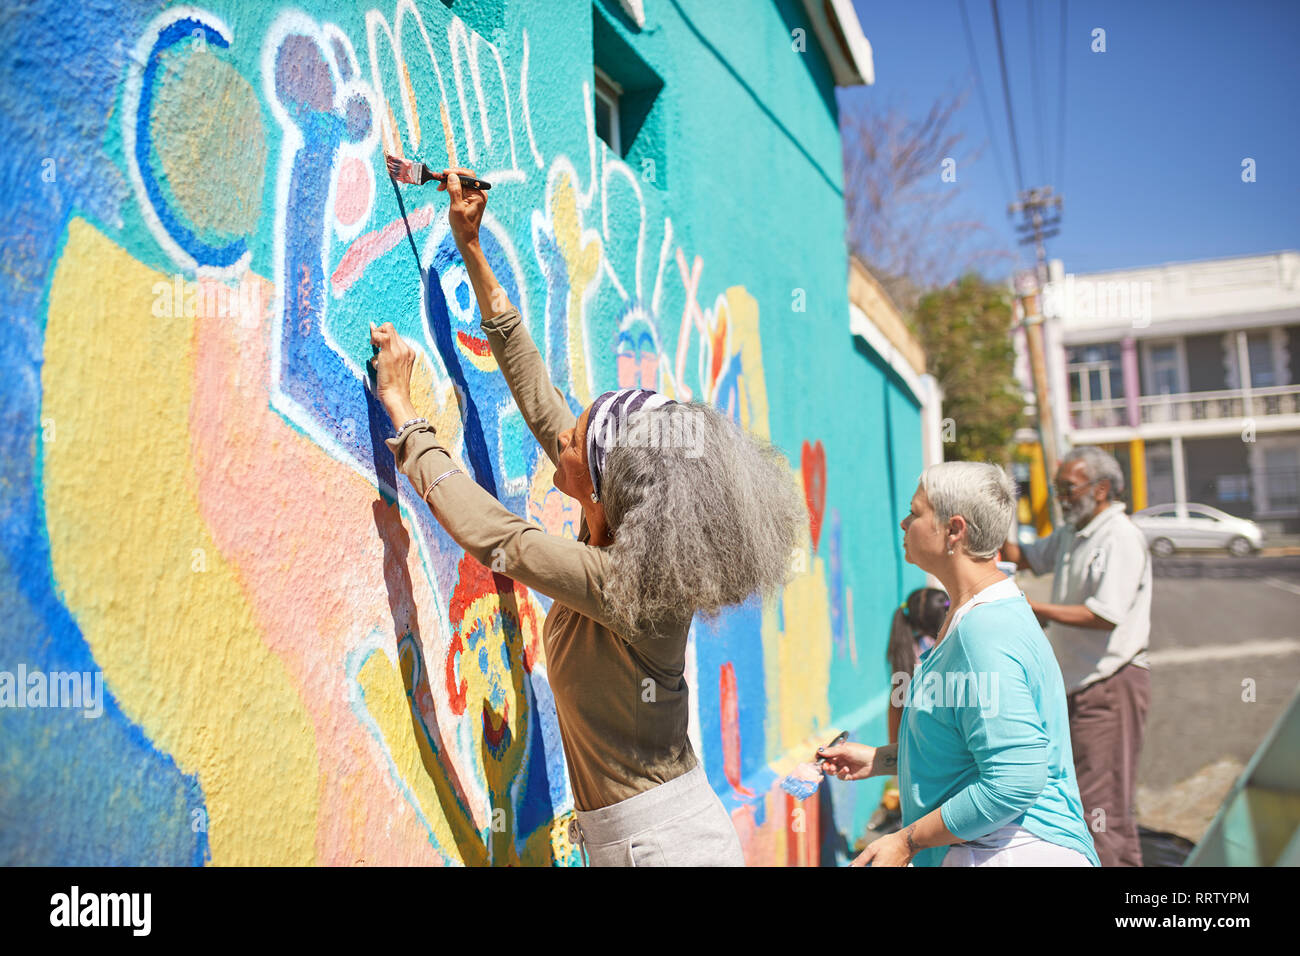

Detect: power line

[1027,0,1049,185]
[958,0,1014,203]
[1056,0,1069,196]
[990,0,1026,195]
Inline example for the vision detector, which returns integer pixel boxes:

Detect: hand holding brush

[385,154,492,191]
[779,730,851,800]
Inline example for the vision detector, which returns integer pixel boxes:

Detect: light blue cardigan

[898,594,1101,866]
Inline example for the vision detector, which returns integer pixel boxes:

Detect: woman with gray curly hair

[820,461,1099,867]
[370,168,802,866]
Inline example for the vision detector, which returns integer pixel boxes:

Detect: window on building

[1218,475,1251,502]
[591,5,666,184]
[1264,447,1300,510]
[593,66,622,156]
[1247,332,1276,388]
[1148,343,1180,395]
[1066,343,1124,404]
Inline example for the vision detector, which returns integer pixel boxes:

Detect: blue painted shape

[691,598,770,815]
[0,0,208,866]
[134,18,246,268]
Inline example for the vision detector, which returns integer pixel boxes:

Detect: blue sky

[840,0,1300,278]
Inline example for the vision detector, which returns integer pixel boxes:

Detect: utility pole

[1010,186,1064,527]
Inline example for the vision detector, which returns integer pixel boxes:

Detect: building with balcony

[1020,251,1300,533]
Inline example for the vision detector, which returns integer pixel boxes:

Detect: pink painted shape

[334,157,372,227]
[331,205,439,297]
[188,275,463,865]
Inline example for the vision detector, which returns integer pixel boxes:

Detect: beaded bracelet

[394,417,428,441]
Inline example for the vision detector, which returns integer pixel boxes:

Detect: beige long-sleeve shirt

[386,307,697,811]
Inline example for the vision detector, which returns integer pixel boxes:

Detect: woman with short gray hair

[370,168,803,866]
[820,461,1099,866]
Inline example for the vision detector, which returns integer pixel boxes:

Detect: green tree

[913,274,1023,463]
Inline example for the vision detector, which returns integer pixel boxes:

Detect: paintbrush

[384,154,492,190]
[779,730,848,800]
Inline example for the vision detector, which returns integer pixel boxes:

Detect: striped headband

[584,388,677,502]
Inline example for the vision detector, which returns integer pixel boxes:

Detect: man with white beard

[1001,446,1152,867]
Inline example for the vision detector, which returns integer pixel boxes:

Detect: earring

[947,548,954,556]
[590,492,599,503]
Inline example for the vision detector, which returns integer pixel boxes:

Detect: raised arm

[370,321,617,632]
[389,422,615,627]
[441,168,576,467]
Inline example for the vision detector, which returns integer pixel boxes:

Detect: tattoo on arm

[904,824,920,857]
[873,743,898,775]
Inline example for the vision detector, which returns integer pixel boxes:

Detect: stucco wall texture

[0,0,924,865]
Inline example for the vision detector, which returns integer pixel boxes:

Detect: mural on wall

[1,0,872,866]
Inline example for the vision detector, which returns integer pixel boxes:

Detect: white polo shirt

[1021,501,1152,693]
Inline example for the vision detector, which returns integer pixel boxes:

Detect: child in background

[866,587,950,834]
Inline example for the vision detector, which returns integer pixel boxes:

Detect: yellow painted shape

[382,103,402,159]
[438,99,456,168]
[411,348,465,452]
[772,555,833,757]
[357,636,563,867]
[550,173,601,407]
[357,648,487,864]
[403,61,421,150]
[42,219,319,864]
[724,285,770,441]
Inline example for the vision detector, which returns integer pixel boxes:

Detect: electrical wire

[990,0,1027,196]
[959,0,1015,204]
[1056,0,1069,197]
[1027,0,1049,185]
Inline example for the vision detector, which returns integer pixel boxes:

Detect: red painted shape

[719,662,755,798]
[801,439,827,551]
[805,788,820,868]
[785,791,799,867]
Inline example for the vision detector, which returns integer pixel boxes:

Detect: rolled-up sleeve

[1020,529,1061,577]
[938,638,1050,841]
[387,423,621,633]
[1082,527,1148,627]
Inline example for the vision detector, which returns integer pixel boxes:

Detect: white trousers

[941,824,1094,867]
[572,764,745,867]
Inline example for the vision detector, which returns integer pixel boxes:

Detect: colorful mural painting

[0,0,924,865]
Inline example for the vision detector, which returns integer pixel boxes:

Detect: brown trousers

[1066,662,1151,867]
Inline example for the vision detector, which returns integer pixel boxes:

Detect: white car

[1131,503,1264,557]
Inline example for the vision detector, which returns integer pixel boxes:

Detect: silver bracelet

[429,468,462,492]
[394,417,428,441]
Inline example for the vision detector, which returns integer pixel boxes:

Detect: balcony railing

[1070,384,1300,429]
[1069,399,1127,429]
[1140,385,1300,424]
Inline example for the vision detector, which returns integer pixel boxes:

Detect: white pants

[572,764,745,867]
[941,824,1094,867]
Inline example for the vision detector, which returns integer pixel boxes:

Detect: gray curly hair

[598,401,804,637]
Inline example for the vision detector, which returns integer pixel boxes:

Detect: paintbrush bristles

[779,760,826,800]
[385,154,424,185]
